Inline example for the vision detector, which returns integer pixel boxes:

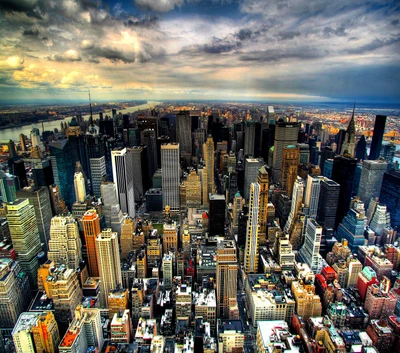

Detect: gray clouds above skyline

[0,0,398,102]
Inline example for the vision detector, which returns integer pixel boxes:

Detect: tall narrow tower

[74,171,86,203]
[96,228,122,307]
[369,115,387,160]
[203,136,215,199]
[82,209,101,277]
[281,146,300,198]
[340,105,356,157]
[298,218,323,273]
[216,240,237,318]
[244,183,260,273]
[161,143,180,211]
[257,166,269,239]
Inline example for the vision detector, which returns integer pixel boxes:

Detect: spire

[88,89,94,127]
[347,102,356,136]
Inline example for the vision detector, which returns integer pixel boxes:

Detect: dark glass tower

[380,171,400,230]
[369,115,387,160]
[317,179,340,233]
[355,135,367,162]
[209,194,226,236]
[332,155,357,227]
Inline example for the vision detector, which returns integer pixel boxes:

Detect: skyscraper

[271,120,300,183]
[332,155,357,227]
[244,183,260,273]
[101,182,124,234]
[96,228,122,307]
[369,115,387,160]
[120,218,134,260]
[6,199,42,289]
[358,160,388,208]
[304,175,325,218]
[340,106,356,157]
[316,179,340,233]
[284,177,305,234]
[0,170,18,203]
[111,148,135,217]
[82,209,101,277]
[298,218,323,273]
[257,166,269,237]
[89,156,107,198]
[176,111,192,165]
[127,146,150,200]
[161,143,180,211]
[48,215,82,269]
[380,171,400,229]
[244,158,264,200]
[281,145,300,198]
[216,240,237,318]
[209,194,226,236]
[74,171,86,203]
[203,136,215,200]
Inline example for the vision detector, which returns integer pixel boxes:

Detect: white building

[73,171,86,203]
[298,218,323,273]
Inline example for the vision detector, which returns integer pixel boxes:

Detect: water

[0,101,159,142]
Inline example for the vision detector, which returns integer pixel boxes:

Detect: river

[0,100,159,142]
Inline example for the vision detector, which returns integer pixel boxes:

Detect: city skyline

[0,0,398,103]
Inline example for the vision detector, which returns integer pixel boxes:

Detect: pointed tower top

[347,103,356,135]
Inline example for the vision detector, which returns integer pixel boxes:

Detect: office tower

[271,120,300,183]
[336,199,367,252]
[140,129,158,178]
[43,265,82,327]
[31,159,54,188]
[204,135,215,193]
[317,179,340,233]
[352,162,362,196]
[347,257,363,287]
[357,266,379,301]
[12,311,60,353]
[257,166,269,236]
[244,158,263,200]
[216,240,237,318]
[0,170,18,203]
[355,135,367,161]
[176,111,192,165]
[59,306,104,353]
[297,143,310,165]
[96,228,122,307]
[244,183,260,273]
[298,218,323,273]
[49,140,76,208]
[380,171,400,229]
[180,170,202,209]
[48,215,81,269]
[16,186,52,251]
[120,218,134,260]
[128,146,150,200]
[0,258,31,329]
[161,143,180,211]
[6,199,41,289]
[284,177,305,234]
[9,159,27,188]
[193,128,206,159]
[323,158,333,178]
[340,106,356,157]
[108,288,129,320]
[332,155,357,227]
[244,120,258,156]
[162,252,173,289]
[31,127,44,150]
[304,175,324,218]
[136,248,147,279]
[66,117,89,180]
[369,204,391,236]
[319,146,335,173]
[82,210,100,277]
[369,115,387,160]
[157,136,170,168]
[291,281,322,320]
[381,142,396,170]
[110,310,132,343]
[111,148,135,217]
[358,160,387,208]
[163,219,178,254]
[73,171,86,203]
[281,145,300,198]
[89,157,106,198]
[49,184,68,216]
[101,182,124,234]
[209,194,225,236]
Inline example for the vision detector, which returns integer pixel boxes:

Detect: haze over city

[0,0,399,103]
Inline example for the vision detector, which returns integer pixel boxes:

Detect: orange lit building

[82,210,100,277]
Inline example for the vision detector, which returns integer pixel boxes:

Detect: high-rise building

[12,311,60,353]
[340,107,356,157]
[316,179,340,233]
[48,215,82,269]
[49,184,68,216]
[161,143,180,211]
[355,135,367,161]
[101,182,124,234]
[358,160,387,208]
[380,171,400,229]
[291,281,322,320]
[332,155,357,227]
[16,186,52,251]
[162,220,178,254]
[6,199,42,289]
[298,218,323,273]
[336,199,367,252]
[89,157,107,198]
[284,177,305,234]
[120,218,134,260]
[0,170,18,203]
[281,145,300,198]
[96,228,122,307]
[245,183,260,273]
[0,258,31,330]
[110,310,132,343]
[127,146,150,200]
[304,175,324,218]
[108,288,129,320]
[31,159,54,188]
[257,166,269,239]
[180,170,202,209]
[216,240,237,318]
[369,115,387,160]
[140,129,158,179]
[176,111,192,165]
[203,136,215,200]
[369,204,391,236]
[209,194,225,236]
[58,306,104,353]
[271,120,300,183]
[73,171,86,203]
[82,209,100,277]
[111,148,135,217]
[244,121,261,157]
[162,252,173,289]
[244,158,264,200]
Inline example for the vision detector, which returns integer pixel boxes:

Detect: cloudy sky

[0,0,399,103]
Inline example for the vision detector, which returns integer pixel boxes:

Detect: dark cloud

[0,0,37,13]
[347,36,400,54]
[239,48,325,62]
[124,15,159,28]
[22,27,39,36]
[236,28,253,41]
[48,51,82,62]
[323,25,347,37]
[135,0,184,13]
[277,30,301,40]
[83,46,136,63]
[391,19,399,26]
